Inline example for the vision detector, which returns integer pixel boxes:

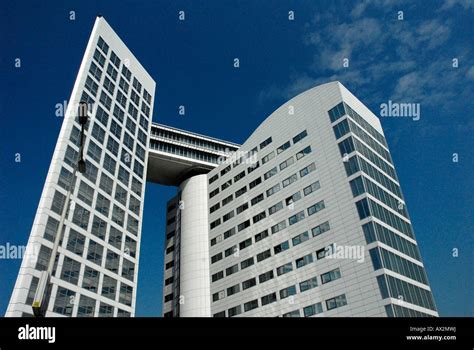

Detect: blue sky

[0,0,472,317]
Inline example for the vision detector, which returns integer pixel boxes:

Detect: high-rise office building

[7,17,438,318]
[6,16,155,317]
[162,82,438,318]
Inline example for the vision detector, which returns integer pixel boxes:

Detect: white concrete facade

[6,17,155,317]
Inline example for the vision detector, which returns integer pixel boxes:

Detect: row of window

[350,175,408,219]
[211,165,317,231]
[35,244,134,308]
[345,155,402,199]
[208,129,308,189]
[338,136,397,181]
[363,221,421,261]
[356,198,414,239]
[150,139,221,164]
[333,117,391,164]
[212,237,335,288]
[214,293,347,317]
[370,247,428,285]
[95,36,151,106]
[152,127,236,154]
[377,274,436,311]
[213,265,341,306]
[328,102,387,148]
[52,286,131,317]
[209,161,316,232]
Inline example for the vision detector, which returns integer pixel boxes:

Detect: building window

[210,202,220,214]
[300,163,316,177]
[58,167,75,191]
[212,271,224,282]
[244,299,259,312]
[289,210,305,225]
[316,244,334,260]
[279,156,294,171]
[209,174,219,184]
[266,183,281,197]
[277,141,291,154]
[77,295,96,317]
[53,287,75,316]
[60,256,81,285]
[225,264,238,277]
[271,220,287,234]
[209,188,219,198]
[296,253,313,268]
[99,303,114,317]
[220,165,231,176]
[279,285,297,299]
[257,249,271,262]
[234,171,246,182]
[249,177,262,189]
[258,270,274,283]
[274,241,290,255]
[227,284,240,296]
[211,253,223,264]
[223,227,236,239]
[236,202,249,214]
[260,137,272,149]
[82,266,100,292]
[212,290,225,302]
[119,283,133,306]
[239,238,252,250]
[292,231,309,246]
[77,181,94,206]
[224,245,237,257]
[87,240,103,266]
[326,294,348,311]
[241,257,254,269]
[312,221,330,237]
[254,229,269,242]
[96,193,110,217]
[282,310,300,317]
[66,229,85,256]
[276,262,293,276]
[221,179,232,190]
[35,245,52,271]
[293,130,308,144]
[235,186,247,198]
[296,145,312,160]
[223,210,235,222]
[228,305,242,317]
[237,219,250,232]
[72,205,90,230]
[268,201,283,215]
[300,276,318,292]
[261,292,277,306]
[261,151,275,164]
[321,268,342,284]
[282,173,297,188]
[105,250,120,274]
[242,277,256,290]
[91,216,107,240]
[307,200,325,216]
[252,211,266,223]
[108,226,123,250]
[222,194,233,206]
[251,193,264,206]
[303,302,323,317]
[112,205,125,227]
[285,191,302,206]
[44,216,59,242]
[210,218,221,230]
[264,166,278,180]
[303,181,321,196]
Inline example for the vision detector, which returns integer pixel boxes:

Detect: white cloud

[258,3,472,113]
